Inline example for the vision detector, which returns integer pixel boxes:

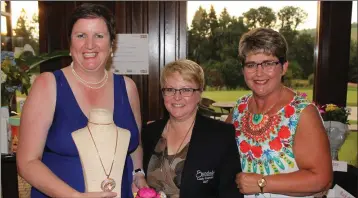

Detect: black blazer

[142,113,243,198]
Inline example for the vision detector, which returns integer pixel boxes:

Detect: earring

[69,52,71,56]
[111,52,113,57]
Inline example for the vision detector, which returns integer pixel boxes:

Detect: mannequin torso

[72,108,130,197]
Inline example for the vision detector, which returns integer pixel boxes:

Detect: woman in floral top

[225,28,332,198]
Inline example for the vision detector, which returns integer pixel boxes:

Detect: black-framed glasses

[161,88,201,97]
[243,61,281,73]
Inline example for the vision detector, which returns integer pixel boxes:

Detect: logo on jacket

[196,170,215,183]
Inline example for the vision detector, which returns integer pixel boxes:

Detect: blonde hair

[238,28,288,64]
[160,59,205,89]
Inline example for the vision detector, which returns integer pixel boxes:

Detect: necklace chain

[87,123,118,178]
[163,119,195,169]
[71,62,109,89]
[250,86,284,115]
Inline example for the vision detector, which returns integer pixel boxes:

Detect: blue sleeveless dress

[31,70,138,198]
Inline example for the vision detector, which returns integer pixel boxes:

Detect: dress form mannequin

[71,108,130,196]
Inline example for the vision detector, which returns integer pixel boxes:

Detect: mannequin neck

[88,108,113,125]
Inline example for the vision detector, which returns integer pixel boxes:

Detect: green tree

[243,7,276,29]
[277,6,307,31]
[243,8,259,29]
[219,57,246,89]
[257,7,276,28]
[291,32,315,78]
[207,5,220,61]
[349,40,358,83]
[188,6,211,64]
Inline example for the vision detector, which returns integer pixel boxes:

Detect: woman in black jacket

[141,59,243,198]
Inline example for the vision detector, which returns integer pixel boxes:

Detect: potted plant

[317,103,351,160]
[1,44,69,113]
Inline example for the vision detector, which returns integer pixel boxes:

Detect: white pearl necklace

[70,62,109,89]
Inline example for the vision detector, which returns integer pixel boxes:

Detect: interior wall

[38,1,187,123]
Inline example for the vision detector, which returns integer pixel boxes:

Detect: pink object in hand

[136,187,160,198]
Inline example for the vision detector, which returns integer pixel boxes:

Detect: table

[212,101,236,113]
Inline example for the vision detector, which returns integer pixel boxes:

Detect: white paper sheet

[111,34,149,75]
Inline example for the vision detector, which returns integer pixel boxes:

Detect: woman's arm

[124,76,147,189]
[16,72,79,197]
[265,104,332,195]
[225,112,233,124]
[237,104,332,196]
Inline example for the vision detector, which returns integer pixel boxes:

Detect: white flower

[23,44,36,56]
[1,70,7,83]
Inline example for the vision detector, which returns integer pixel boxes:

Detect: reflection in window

[1,1,39,53]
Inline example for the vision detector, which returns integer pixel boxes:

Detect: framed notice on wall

[110,34,149,75]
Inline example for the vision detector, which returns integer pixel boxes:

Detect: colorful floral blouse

[232,92,314,198]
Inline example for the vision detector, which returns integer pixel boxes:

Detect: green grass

[203,87,357,106]
[339,131,358,167]
[349,120,358,125]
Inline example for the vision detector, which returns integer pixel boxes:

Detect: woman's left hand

[236,172,263,194]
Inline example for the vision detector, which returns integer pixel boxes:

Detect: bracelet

[132,168,145,177]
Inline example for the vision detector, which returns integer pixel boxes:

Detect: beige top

[147,137,190,198]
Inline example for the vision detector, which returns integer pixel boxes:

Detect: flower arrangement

[317,103,350,124]
[1,50,30,107]
[1,44,69,107]
[135,187,165,198]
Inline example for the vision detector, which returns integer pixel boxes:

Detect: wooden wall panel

[313,1,352,106]
[39,1,187,123]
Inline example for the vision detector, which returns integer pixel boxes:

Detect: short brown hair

[68,3,116,46]
[238,28,288,64]
[160,59,205,89]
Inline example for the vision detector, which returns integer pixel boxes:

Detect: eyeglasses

[161,88,201,97]
[243,61,281,73]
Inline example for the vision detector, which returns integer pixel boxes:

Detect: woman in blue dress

[17,3,147,198]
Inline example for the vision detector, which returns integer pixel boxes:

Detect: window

[1,1,12,50]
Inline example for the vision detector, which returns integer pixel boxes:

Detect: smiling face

[70,18,111,71]
[163,72,202,121]
[243,53,288,97]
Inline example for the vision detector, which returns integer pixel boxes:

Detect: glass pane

[1,15,7,35]
[1,1,7,13]
[10,1,39,54]
[187,1,317,97]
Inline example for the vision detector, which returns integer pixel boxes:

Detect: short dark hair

[68,3,116,46]
[238,28,288,64]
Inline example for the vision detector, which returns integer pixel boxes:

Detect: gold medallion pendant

[87,122,119,192]
[101,178,116,192]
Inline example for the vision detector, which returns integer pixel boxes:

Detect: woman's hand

[236,172,263,194]
[133,174,149,189]
[73,191,117,198]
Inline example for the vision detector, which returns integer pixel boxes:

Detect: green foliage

[1,49,69,106]
[243,7,276,29]
[219,58,245,89]
[277,6,307,30]
[287,60,304,79]
[188,5,355,90]
[349,40,358,83]
[351,23,357,41]
[291,33,315,78]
